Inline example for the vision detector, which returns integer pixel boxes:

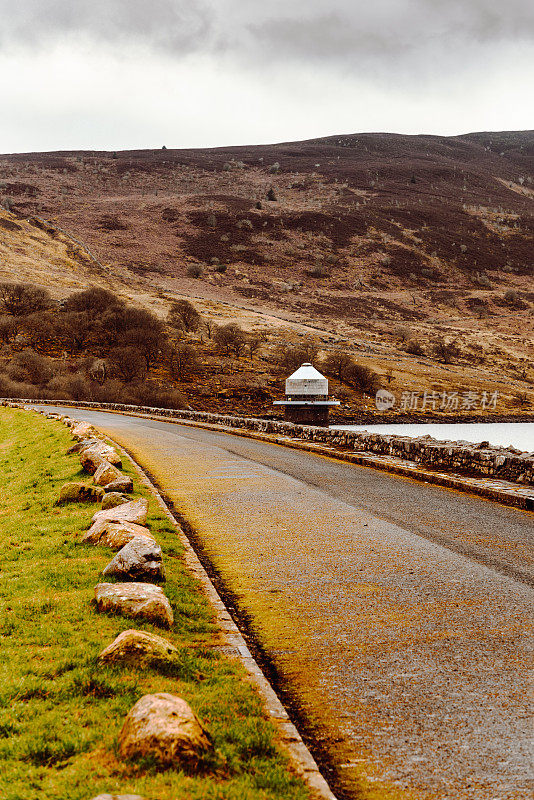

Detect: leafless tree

[107,346,146,382]
[322,351,354,382]
[247,335,262,359]
[214,323,247,356]
[433,337,460,364]
[346,363,381,393]
[169,343,200,379]
[168,299,202,332]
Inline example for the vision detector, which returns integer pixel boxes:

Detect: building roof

[287,363,326,382]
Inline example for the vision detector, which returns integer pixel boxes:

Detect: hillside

[0,131,532,418]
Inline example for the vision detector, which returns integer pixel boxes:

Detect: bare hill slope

[0,131,532,416]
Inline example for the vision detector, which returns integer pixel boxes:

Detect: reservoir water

[331,422,534,453]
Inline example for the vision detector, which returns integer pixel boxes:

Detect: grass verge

[0,407,311,800]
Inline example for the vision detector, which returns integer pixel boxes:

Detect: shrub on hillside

[433,337,460,364]
[322,352,354,383]
[167,299,202,333]
[169,343,201,380]
[404,339,425,356]
[0,283,51,315]
[0,373,47,399]
[0,315,18,343]
[63,287,123,315]
[107,346,147,382]
[214,324,247,357]
[304,266,330,279]
[503,289,520,306]
[346,363,381,393]
[8,350,53,385]
[274,340,320,374]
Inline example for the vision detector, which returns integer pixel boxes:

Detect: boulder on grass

[68,437,99,455]
[58,482,104,504]
[81,441,122,467]
[118,693,212,766]
[72,422,94,440]
[80,444,122,471]
[93,461,123,487]
[94,583,174,628]
[98,629,178,667]
[91,498,148,526]
[104,476,134,494]
[101,492,130,511]
[102,537,165,583]
[80,450,105,475]
[82,521,155,549]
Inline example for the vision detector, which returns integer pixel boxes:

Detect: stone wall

[3,398,534,486]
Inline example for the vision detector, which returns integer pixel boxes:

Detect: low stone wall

[3,398,534,486]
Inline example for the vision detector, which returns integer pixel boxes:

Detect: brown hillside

[0,131,532,418]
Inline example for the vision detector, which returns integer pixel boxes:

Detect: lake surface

[331,422,534,452]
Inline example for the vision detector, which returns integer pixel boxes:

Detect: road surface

[43,408,534,800]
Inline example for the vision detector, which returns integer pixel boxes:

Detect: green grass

[0,407,310,800]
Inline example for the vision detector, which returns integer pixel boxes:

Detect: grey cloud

[1,0,533,72]
[0,0,213,52]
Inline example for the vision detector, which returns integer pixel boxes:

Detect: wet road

[45,408,534,800]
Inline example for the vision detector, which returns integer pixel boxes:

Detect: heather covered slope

[0,131,532,417]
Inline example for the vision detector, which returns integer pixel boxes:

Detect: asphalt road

[44,408,534,800]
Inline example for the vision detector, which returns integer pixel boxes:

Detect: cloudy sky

[1,0,533,153]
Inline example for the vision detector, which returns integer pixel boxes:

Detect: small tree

[118,309,167,370]
[322,352,354,382]
[56,311,91,351]
[168,299,202,333]
[8,350,52,385]
[22,311,61,350]
[247,335,262,360]
[0,314,18,343]
[346,363,381,393]
[169,343,200,379]
[433,337,460,364]
[204,318,215,339]
[107,346,146,382]
[504,289,519,306]
[214,324,247,357]
[275,340,320,374]
[63,287,123,315]
[405,339,425,356]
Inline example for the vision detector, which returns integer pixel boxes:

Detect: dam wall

[4,398,533,487]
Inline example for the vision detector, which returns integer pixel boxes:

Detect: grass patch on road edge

[0,407,310,800]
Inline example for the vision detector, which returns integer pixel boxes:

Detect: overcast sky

[1,0,533,153]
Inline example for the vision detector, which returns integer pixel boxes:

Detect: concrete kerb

[94,433,339,800]
[28,402,534,512]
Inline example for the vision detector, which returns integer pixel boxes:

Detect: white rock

[82,521,155,549]
[94,583,174,628]
[72,421,94,440]
[91,498,148,526]
[102,537,165,582]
